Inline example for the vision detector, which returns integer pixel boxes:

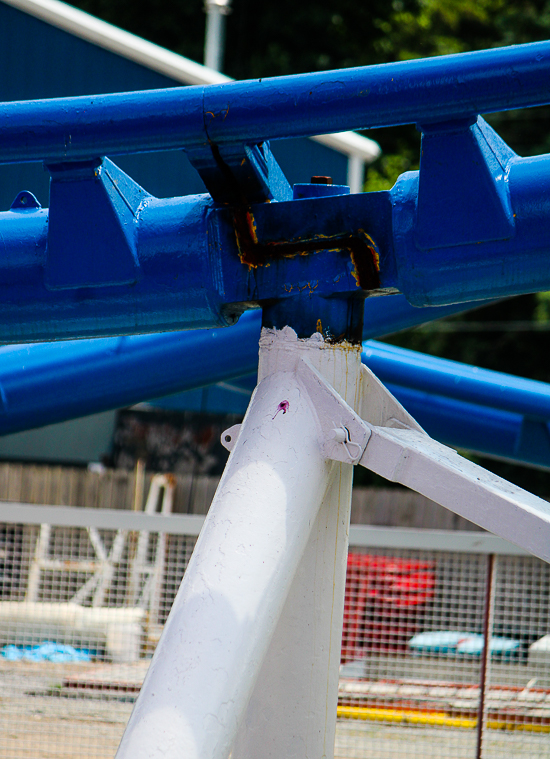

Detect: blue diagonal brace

[187,141,292,204]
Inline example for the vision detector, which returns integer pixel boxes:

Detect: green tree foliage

[68,0,550,77]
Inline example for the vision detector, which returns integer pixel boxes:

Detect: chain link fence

[0,502,548,758]
[338,536,550,759]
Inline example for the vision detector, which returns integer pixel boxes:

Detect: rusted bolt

[310,176,332,185]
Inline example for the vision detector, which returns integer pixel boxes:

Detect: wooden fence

[0,463,217,515]
[0,462,482,530]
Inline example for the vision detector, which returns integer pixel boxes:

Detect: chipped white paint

[116,327,362,759]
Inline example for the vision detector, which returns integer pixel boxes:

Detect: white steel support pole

[115,326,362,759]
[204,0,231,72]
[232,329,362,759]
[347,154,365,194]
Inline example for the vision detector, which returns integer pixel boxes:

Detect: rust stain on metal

[362,231,380,270]
[350,229,380,288]
[232,207,381,292]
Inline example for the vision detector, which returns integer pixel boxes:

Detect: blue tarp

[409,631,520,656]
[1,641,91,662]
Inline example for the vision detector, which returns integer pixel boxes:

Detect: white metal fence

[0,502,548,759]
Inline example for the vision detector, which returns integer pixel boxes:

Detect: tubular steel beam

[385,384,550,471]
[1,41,550,163]
[0,298,486,436]
[364,342,550,470]
[0,121,547,340]
[362,341,550,420]
[2,45,550,338]
[1,313,550,471]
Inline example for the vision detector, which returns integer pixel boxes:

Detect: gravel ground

[1,660,549,759]
[335,719,550,759]
[0,661,132,759]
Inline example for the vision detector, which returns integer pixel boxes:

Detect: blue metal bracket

[415,117,515,250]
[10,190,41,211]
[212,181,388,339]
[45,158,145,289]
[188,141,292,204]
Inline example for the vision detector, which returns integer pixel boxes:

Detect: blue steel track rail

[1,41,550,163]
[0,42,548,340]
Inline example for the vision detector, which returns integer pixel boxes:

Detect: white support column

[116,327,362,759]
[347,154,365,194]
[232,329,362,759]
[232,461,354,759]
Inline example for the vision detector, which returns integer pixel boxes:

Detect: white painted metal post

[116,327,361,759]
[203,0,231,72]
[232,329,362,759]
[347,154,365,194]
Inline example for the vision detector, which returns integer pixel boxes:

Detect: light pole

[204,0,231,72]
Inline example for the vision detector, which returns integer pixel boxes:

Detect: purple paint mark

[272,400,289,420]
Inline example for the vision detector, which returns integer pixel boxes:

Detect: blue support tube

[362,341,550,420]
[150,378,547,468]
[1,41,550,164]
[150,338,550,470]
[0,301,549,469]
[363,345,550,469]
[0,313,262,434]
[384,384,550,469]
[0,297,488,436]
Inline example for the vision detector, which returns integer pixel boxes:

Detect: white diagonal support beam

[358,424,550,564]
[341,364,550,564]
[301,359,550,563]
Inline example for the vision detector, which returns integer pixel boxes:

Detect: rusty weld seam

[232,207,381,292]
